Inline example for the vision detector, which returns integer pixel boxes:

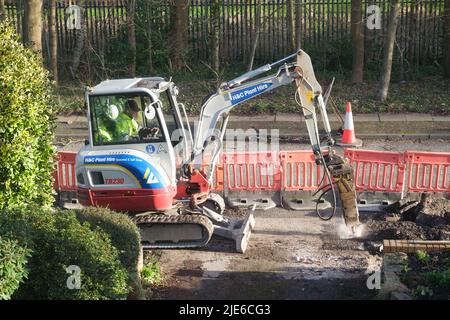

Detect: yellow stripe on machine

[143,167,150,180]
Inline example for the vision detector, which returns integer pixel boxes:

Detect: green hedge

[75,207,141,274]
[0,237,30,300]
[0,21,56,210]
[0,207,130,300]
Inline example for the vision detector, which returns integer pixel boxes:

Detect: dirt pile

[365,194,450,241]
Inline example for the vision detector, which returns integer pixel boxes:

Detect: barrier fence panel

[280,150,328,191]
[198,154,224,191]
[211,163,224,191]
[53,151,77,192]
[278,150,332,210]
[405,151,450,194]
[223,151,281,191]
[54,149,450,208]
[344,149,406,193]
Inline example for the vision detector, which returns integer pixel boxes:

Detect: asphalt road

[151,208,382,300]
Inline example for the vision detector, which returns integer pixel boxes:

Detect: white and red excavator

[74,50,360,252]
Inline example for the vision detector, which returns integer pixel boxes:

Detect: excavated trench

[363,193,450,242]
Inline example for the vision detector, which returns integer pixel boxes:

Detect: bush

[425,270,450,289]
[0,21,56,210]
[0,207,130,299]
[0,237,30,300]
[75,207,141,274]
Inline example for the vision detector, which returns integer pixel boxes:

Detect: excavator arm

[294,51,360,230]
[186,50,360,229]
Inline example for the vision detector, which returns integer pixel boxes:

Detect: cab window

[158,90,180,144]
[90,93,164,146]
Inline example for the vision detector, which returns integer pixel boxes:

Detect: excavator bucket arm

[294,51,360,229]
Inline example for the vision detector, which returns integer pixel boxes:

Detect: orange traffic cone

[336,102,363,147]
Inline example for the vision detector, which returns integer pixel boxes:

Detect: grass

[54,84,85,115]
[157,74,450,115]
[55,64,450,116]
[141,256,162,286]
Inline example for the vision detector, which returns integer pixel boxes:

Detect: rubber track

[132,214,214,249]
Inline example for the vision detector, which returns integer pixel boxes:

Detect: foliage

[54,84,85,114]
[0,21,56,210]
[135,0,172,74]
[0,237,30,300]
[414,285,434,298]
[302,39,353,76]
[141,256,162,286]
[424,269,450,289]
[0,207,130,300]
[416,250,431,264]
[402,251,450,299]
[75,207,141,274]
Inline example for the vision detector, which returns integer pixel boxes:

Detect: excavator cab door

[156,85,193,169]
[86,91,179,182]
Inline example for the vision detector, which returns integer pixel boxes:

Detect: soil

[223,207,248,219]
[363,220,443,241]
[149,208,382,300]
[363,195,450,242]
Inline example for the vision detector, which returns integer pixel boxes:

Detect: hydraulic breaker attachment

[325,153,360,229]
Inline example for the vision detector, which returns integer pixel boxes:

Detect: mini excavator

[75,50,360,253]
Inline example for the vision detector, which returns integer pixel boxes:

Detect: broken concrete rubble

[365,193,450,241]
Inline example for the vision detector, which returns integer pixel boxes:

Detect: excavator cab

[76,78,255,252]
[76,78,187,212]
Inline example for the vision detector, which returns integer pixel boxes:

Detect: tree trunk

[444,0,450,78]
[210,0,220,73]
[351,0,364,83]
[49,0,58,85]
[377,0,400,102]
[71,0,85,77]
[0,0,5,21]
[23,0,43,54]
[248,1,261,71]
[295,0,302,50]
[365,0,375,62]
[286,0,295,52]
[145,0,153,73]
[169,0,189,71]
[408,2,417,66]
[127,0,136,77]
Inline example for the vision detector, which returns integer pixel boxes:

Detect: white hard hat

[105,104,119,120]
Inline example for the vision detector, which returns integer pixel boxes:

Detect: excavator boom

[187,50,360,229]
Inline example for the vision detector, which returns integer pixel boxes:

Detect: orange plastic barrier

[53,151,77,191]
[280,150,327,191]
[344,149,405,193]
[405,151,450,193]
[53,150,450,196]
[222,151,281,190]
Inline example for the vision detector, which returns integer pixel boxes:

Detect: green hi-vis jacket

[98,113,139,143]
